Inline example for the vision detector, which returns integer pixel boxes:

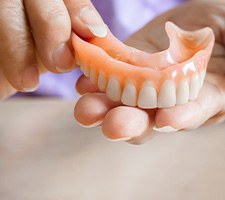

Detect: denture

[72,22,215,108]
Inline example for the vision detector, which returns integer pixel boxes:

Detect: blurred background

[1,98,225,199]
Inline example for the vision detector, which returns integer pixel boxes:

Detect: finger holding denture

[74,93,155,143]
[73,22,214,109]
[74,93,120,127]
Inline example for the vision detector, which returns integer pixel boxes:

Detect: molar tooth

[158,80,176,108]
[75,59,81,66]
[189,74,200,100]
[137,81,157,108]
[90,68,97,84]
[106,77,121,102]
[199,70,206,88]
[121,83,137,106]
[80,64,89,77]
[75,56,81,66]
[98,72,107,92]
[176,80,189,105]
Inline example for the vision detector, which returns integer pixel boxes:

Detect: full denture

[72,22,215,108]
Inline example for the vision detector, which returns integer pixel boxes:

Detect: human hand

[0,0,107,99]
[74,0,225,144]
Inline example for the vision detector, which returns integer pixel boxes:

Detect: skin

[0,0,106,99]
[74,0,225,144]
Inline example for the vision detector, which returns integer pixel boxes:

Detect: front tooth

[98,72,107,92]
[189,74,200,100]
[176,80,189,105]
[199,70,206,88]
[137,81,157,108]
[90,68,97,84]
[80,65,89,77]
[121,83,137,106]
[158,80,176,108]
[106,77,121,102]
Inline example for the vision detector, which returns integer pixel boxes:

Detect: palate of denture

[72,22,215,108]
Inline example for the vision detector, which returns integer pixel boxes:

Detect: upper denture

[72,22,215,108]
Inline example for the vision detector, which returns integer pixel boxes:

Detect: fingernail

[22,67,39,92]
[79,7,108,38]
[55,67,73,73]
[108,137,132,142]
[53,43,74,72]
[23,85,39,92]
[76,120,103,128]
[153,126,178,133]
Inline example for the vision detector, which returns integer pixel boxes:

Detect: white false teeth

[106,77,121,101]
[189,74,200,100]
[199,70,206,88]
[81,67,205,108]
[90,68,97,84]
[98,72,107,91]
[138,81,157,108]
[80,64,89,77]
[158,80,176,108]
[121,83,137,106]
[176,80,189,105]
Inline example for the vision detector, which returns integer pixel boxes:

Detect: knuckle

[39,5,70,32]
[3,34,33,60]
[37,5,71,42]
[0,1,22,11]
[0,39,35,76]
[64,0,93,13]
[0,1,33,57]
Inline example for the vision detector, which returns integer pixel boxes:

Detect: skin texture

[0,0,107,99]
[74,0,225,144]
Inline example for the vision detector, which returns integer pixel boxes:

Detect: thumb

[64,0,108,38]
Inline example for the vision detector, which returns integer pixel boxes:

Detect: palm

[75,1,225,143]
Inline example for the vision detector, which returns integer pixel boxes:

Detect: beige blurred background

[0,98,225,200]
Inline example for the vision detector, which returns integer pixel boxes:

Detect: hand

[0,0,107,100]
[74,0,225,144]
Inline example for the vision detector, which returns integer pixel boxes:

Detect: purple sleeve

[92,0,185,41]
[15,0,185,99]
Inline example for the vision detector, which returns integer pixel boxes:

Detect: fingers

[0,70,16,100]
[0,0,107,93]
[155,79,225,132]
[0,0,39,91]
[74,93,120,127]
[24,0,74,72]
[76,73,225,142]
[102,107,155,144]
[76,75,99,94]
[74,92,155,144]
[64,0,108,38]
